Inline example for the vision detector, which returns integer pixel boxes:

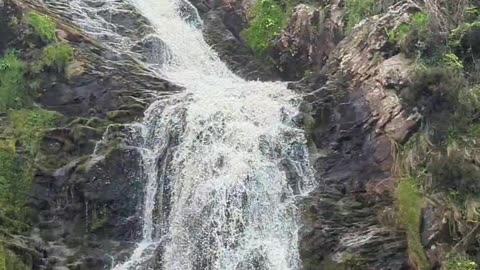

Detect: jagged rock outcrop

[272,1,344,80]
[294,1,424,268]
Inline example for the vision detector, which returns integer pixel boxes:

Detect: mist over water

[44,0,316,269]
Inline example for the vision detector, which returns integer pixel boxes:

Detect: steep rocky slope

[0,0,179,268]
[1,0,480,269]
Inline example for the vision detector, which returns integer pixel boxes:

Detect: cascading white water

[44,0,315,269]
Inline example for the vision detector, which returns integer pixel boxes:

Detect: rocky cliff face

[0,0,179,268]
[1,0,480,269]
[195,0,480,268]
[295,2,422,268]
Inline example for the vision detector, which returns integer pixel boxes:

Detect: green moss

[24,11,56,43]
[344,0,379,33]
[396,176,429,270]
[0,50,27,111]
[442,254,477,270]
[241,0,287,55]
[35,43,74,73]
[6,108,58,155]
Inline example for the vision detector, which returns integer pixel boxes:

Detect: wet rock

[298,2,423,269]
[132,35,172,65]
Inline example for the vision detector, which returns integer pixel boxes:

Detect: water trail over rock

[44,0,316,269]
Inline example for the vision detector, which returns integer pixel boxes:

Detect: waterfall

[44,0,315,269]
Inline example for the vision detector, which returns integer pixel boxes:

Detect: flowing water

[44,0,315,269]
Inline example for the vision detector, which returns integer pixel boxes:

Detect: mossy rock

[106,110,136,123]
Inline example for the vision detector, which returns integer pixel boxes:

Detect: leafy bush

[0,50,26,111]
[396,176,429,270]
[36,43,74,73]
[442,254,477,270]
[344,0,379,33]
[24,11,56,44]
[241,0,287,55]
[6,108,58,155]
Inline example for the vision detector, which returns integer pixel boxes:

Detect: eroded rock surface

[1,0,180,268]
[295,2,424,268]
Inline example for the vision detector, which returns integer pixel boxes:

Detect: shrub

[411,12,428,30]
[429,152,480,197]
[442,254,477,270]
[458,85,480,113]
[401,67,464,116]
[344,0,379,33]
[449,21,480,64]
[241,0,287,55]
[37,43,74,73]
[24,11,57,44]
[389,23,410,43]
[396,176,429,270]
[6,108,58,155]
[0,50,26,111]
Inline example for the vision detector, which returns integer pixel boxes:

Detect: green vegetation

[344,0,379,33]
[241,0,287,55]
[6,108,58,155]
[0,244,30,270]
[442,254,477,270]
[0,149,31,229]
[396,176,429,270]
[0,108,57,232]
[392,7,480,265]
[388,12,429,55]
[24,11,56,43]
[36,43,74,73]
[0,51,26,111]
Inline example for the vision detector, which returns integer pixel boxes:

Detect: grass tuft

[396,176,429,270]
[24,11,57,44]
[36,43,74,73]
[0,50,26,111]
[6,108,58,155]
